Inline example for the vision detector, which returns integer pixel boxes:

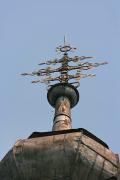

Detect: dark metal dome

[47,83,79,108]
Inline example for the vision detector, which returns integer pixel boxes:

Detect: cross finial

[21,40,108,131]
[21,41,107,89]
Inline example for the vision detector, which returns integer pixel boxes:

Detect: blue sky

[0,0,120,160]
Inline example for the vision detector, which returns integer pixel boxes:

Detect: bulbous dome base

[47,83,79,108]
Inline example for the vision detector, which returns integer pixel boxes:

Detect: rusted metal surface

[8,40,118,180]
[53,96,71,131]
[0,130,119,180]
[47,83,79,131]
[28,128,109,149]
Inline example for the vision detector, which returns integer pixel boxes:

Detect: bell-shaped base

[47,83,79,108]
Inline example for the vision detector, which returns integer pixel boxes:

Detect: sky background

[0,0,120,160]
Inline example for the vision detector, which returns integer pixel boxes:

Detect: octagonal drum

[0,129,119,180]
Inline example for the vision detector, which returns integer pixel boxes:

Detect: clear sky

[0,0,120,160]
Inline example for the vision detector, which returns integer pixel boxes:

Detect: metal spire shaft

[21,40,108,131]
[52,96,71,131]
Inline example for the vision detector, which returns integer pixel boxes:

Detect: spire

[64,35,66,46]
[21,40,107,131]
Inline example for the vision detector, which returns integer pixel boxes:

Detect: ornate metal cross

[21,40,107,131]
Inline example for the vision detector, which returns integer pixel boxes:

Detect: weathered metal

[0,129,119,180]
[21,41,107,88]
[53,96,71,131]
[21,41,107,132]
[1,40,118,180]
[21,41,108,132]
[47,83,79,109]
[47,83,79,131]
